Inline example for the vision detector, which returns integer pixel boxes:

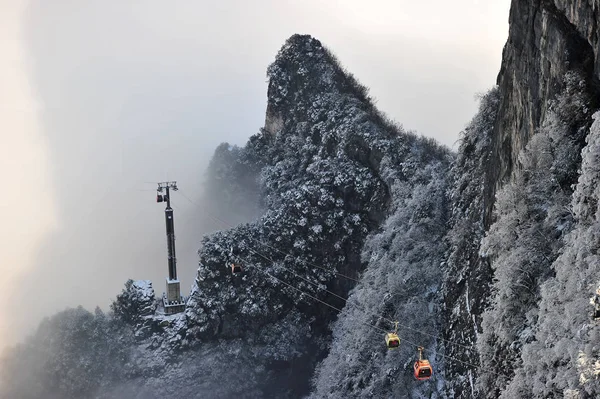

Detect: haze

[0,0,509,349]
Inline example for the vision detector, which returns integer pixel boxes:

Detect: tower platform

[163,278,185,315]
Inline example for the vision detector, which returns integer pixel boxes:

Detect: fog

[0,0,509,349]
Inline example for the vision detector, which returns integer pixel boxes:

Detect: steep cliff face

[444,1,600,397]
[555,0,600,76]
[486,0,599,224]
[442,88,499,399]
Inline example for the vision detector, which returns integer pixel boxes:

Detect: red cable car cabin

[414,359,432,380]
[414,346,432,381]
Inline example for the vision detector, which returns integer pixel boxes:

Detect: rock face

[441,88,500,399]
[555,0,600,76]
[444,1,600,397]
[485,0,599,225]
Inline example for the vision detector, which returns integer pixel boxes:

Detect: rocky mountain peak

[264,34,372,136]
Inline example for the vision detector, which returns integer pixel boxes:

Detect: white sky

[0,0,510,349]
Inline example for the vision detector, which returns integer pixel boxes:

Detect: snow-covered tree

[111,279,157,326]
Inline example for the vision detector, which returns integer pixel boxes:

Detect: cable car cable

[244,246,351,304]
[256,266,388,335]
[179,188,477,352]
[244,245,446,345]
[178,190,361,283]
[254,262,504,377]
[214,229,503,378]
[177,190,483,354]
[153,186,501,377]
[238,246,467,369]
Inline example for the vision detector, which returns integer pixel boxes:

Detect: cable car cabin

[413,359,433,380]
[593,290,600,319]
[414,346,432,380]
[385,332,400,349]
[231,263,243,274]
[594,304,600,320]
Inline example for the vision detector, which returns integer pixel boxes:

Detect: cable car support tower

[156,181,186,314]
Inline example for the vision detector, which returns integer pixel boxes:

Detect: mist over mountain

[3,1,600,398]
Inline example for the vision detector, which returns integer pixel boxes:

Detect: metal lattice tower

[156,181,185,314]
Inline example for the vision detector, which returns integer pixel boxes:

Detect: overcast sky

[0,0,510,349]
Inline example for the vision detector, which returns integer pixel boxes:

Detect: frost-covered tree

[111,279,157,326]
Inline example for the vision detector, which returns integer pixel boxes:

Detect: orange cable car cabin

[414,346,433,380]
